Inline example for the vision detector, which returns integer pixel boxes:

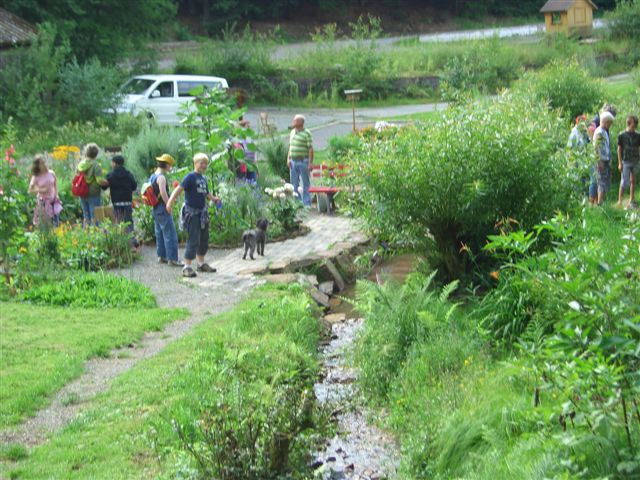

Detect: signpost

[344,89,363,133]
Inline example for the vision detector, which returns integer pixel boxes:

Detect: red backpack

[71,172,90,197]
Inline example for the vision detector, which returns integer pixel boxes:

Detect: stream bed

[311,253,422,478]
[312,319,398,479]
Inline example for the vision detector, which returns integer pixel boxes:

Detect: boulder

[319,280,335,296]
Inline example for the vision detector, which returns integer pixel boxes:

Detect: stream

[311,254,421,479]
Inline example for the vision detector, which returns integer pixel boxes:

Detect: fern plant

[353,272,459,401]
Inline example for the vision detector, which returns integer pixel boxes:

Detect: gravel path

[0,213,362,448]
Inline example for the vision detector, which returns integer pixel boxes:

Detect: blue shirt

[181,172,208,209]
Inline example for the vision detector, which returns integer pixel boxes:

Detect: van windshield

[122,78,155,95]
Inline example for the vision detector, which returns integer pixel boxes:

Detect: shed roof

[0,7,37,49]
[540,0,597,13]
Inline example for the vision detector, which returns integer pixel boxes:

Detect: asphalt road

[244,102,448,149]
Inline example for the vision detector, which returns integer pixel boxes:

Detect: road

[244,102,448,149]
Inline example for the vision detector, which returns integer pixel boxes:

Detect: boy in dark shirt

[106,155,138,238]
[617,115,640,209]
[166,153,218,277]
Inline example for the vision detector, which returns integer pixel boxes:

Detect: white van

[117,74,229,125]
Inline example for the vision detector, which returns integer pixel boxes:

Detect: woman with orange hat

[150,154,182,266]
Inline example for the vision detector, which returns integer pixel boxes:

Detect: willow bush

[349,93,577,279]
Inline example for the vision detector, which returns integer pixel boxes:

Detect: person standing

[166,153,218,278]
[617,115,640,209]
[28,154,62,227]
[76,143,108,226]
[288,114,314,207]
[593,111,615,206]
[106,154,138,243]
[151,154,182,266]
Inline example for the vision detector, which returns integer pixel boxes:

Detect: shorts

[596,162,611,193]
[621,162,639,189]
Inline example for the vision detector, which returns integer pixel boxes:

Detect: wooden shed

[540,0,597,37]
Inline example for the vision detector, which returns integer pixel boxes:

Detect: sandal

[182,266,197,278]
[197,263,217,273]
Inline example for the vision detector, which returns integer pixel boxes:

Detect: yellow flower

[19,246,27,253]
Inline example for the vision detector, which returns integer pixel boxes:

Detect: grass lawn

[2,285,320,479]
[0,304,186,428]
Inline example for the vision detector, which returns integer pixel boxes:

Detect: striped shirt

[289,128,313,159]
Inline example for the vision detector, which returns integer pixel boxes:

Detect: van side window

[154,81,174,98]
[178,81,220,97]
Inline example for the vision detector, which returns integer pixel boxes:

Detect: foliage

[606,0,640,40]
[349,93,577,279]
[167,285,322,479]
[175,24,278,81]
[4,0,175,63]
[261,137,290,181]
[19,114,146,155]
[265,184,303,232]
[328,133,362,163]
[0,24,69,130]
[122,124,188,180]
[25,221,135,271]
[0,301,184,427]
[57,58,124,122]
[0,25,127,132]
[0,139,29,285]
[178,86,252,176]
[514,58,605,122]
[441,38,522,100]
[21,271,156,307]
[354,272,461,401]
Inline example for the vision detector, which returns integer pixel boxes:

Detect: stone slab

[324,259,346,292]
[262,273,297,284]
[310,288,331,308]
[324,313,347,324]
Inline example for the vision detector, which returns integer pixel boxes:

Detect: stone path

[0,212,365,448]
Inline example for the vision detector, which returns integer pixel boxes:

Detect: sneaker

[625,202,638,210]
[168,260,184,267]
[182,266,196,278]
[158,257,168,264]
[197,263,217,273]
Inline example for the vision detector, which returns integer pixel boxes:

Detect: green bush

[514,59,605,122]
[0,24,68,130]
[349,93,577,279]
[441,38,522,100]
[20,114,145,155]
[57,58,124,123]
[22,272,156,307]
[261,137,290,181]
[122,125,187,179]
[328,133,361,163]
[167,285,322,479]
[174,24,278,82]
[606,0,640,39]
